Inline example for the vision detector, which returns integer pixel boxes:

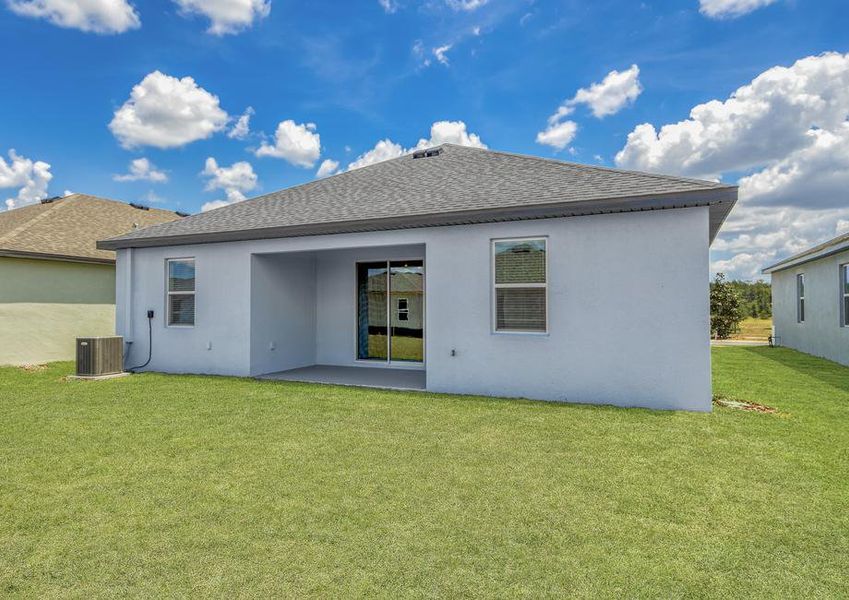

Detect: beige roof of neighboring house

[0,194,183,263]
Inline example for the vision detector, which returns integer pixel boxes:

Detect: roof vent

[40,196,62,204]
[175,211,190,218]
[412,148,442,159]
[129,202,150,211]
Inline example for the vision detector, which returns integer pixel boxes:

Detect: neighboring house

[763,232,849,366]
[99,144,737,411]
[0,194,182,365]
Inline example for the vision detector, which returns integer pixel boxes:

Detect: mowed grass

[731,317,773,341]
[1,348,847,597]
[367,334,424,362]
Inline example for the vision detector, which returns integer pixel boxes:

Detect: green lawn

[1,348,847,597]
[731,317,773,341]
[367,334,424,362]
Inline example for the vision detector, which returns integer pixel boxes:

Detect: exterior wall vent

[412,148,442,159]
[76,337,124,376]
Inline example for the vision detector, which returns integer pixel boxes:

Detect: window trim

[491,236,549,335]
[796,273,805,324]
[397,297,409,321]
[841,264,849,327]
[166,257,196,328]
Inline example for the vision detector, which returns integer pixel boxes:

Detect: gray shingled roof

[99,144,737,250]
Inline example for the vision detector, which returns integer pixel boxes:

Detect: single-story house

[763,232,849,366]
[0,194,182,365]
[99,144,737,411]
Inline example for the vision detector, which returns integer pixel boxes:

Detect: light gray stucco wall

[424,206,710,410]
[116,205,711,410]
[118,243,252,376]
[250,253,317,376]
[772,248,849,366]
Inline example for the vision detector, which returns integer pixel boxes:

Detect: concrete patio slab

[258,364,426,391]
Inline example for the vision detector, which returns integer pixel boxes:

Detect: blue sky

[1,0,848,279]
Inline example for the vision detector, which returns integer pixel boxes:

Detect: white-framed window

[167,258,195,327]
[796,273,805,324]
[397,298,409,321]
[842,264,849,327]
[492,237,547,333]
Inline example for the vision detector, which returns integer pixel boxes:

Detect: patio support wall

[249,253,317,376]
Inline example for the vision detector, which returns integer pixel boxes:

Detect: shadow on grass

[738,346,849,394]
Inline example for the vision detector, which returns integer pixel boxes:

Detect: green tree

[710,273,743,339]
[728,279,772,318]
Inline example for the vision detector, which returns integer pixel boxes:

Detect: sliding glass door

[357,260,424,363]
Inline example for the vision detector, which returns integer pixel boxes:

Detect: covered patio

[249,243,426,386]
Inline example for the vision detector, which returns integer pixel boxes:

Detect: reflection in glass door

[356,262,389,360]
[389,261,424,362]
[357,260,424,362]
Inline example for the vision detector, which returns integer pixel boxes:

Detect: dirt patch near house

[713,395,778,414]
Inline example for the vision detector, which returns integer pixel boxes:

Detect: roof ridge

[0,198,70,247]
[440,143,736,190]
[67,193,177,213]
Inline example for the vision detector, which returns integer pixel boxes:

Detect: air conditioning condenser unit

[76,337,124,377]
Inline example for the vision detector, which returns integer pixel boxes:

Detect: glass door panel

[357,260,425,363]
[389,261,424,362]
[357,262,388,360]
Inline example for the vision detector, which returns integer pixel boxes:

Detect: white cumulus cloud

[347,120,486,170]
[537,66,640,151]
[699,0,777,19]
[228,107,254,140]
[347,139,406,171]
[737,124,849,209]
[316,159,340,178]
[568,65,642,118]
[7,0,140,34]
[536,120,578,151]
[200,157,258,212]
[615,52,849,279]
[615,52,849,179]
[113,157,168,182]
[710,204,849,280]
[255,120,321,168]
[433,44,452,66]
[417,120,486,149]
[172,0,270,35]
[0,150,53,210]
[109,71,229,149]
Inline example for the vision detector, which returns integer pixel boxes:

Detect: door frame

[354,258,426,367]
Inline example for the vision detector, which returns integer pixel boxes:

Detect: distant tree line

[710,275,772,339]
[726,279,772,319]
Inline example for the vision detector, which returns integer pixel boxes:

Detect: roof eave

[762,239,849,274]
[98,187,738,251]
[0,249,115,265]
